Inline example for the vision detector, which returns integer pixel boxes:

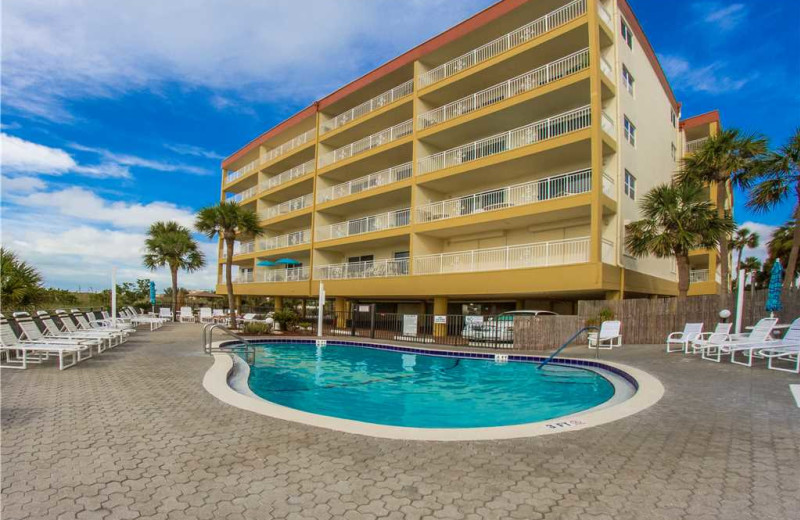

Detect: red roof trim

[680,109,720,129]
[617,0,678,111]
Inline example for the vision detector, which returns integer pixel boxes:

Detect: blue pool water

[243,343,616,428]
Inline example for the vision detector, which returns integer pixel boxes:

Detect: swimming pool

[238,341,621,429]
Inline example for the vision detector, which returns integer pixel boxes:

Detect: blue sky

[1,0,798,290]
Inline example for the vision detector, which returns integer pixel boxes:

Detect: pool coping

[203,338,665,441]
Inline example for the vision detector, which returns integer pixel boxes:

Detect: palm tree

[625,182,735,299]
[195,201,263,328]
[730,226,760,280]
[678,129,767,304]
[0,248,45,310]
[746,128,800,288]
[142,222,206,321]
[739,256,761,294]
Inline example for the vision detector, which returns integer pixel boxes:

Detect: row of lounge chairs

[0,307,169,370]
[667,317,800,373]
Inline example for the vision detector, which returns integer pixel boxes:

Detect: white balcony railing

[602,173,615,199]
[602,239,614,264]
[255,266,310,283]
[316,208,411,241]
[317,162,413,204]
[226,159,259,184]
[258,229,311,251]
[601,112,615,135]
[600,56,614,80]
[320,80,414,135]
[315,258,410,280]
[263,129,316,164]
[416,168,591,224]
[598,2,613,29]
[417,105,591,175]
[414,237,590,275]
[259,194,313,221]
[685,137,709,154]
[418,0,587,88]
[235,271,254,284]
[418,48,590,130]
[319,119,413,168]
[226,185,258,203]
[261,160,315,193]
[690,269,710,283]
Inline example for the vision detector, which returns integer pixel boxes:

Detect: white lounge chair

[241,313,258,323]
[1,315,90,370]
[55,310,124,347]
[85,312,136,334]
[178,307,195,323]
[755,318,800,373]
[688,323,733,355]
[588,321,622,349]
[159,307,174,321]
[13,312,102,356]
[212,309,229,325]
[700,317,779,365]
[72,310,132,340]
[666,322,703,353]
[198,308,214,324]
[37,312,113,351]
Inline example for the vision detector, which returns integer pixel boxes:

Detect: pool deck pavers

[1,323,798,520]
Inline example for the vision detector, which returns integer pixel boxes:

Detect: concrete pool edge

[202,340,665,441]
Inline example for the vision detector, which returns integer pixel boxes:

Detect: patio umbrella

[766,261,784,317]
[256,260,277,267]
[275,258,301,265]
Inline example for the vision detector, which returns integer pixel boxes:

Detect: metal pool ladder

[202,323,256,363]
[537,326,598,369]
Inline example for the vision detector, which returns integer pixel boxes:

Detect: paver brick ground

[2,324,798,519]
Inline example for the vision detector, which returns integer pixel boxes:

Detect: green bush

[272,309,300,332]
[242,322,273,335]
[587,307,615,327]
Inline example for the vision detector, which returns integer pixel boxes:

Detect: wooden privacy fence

[513,289,799,350]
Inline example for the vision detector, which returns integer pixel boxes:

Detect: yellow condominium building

[216,0,728,315]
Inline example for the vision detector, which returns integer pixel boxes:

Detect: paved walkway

[2,324,798,520]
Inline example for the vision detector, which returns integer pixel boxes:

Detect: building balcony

[417,105,591,175]
[685,137,708,154]
[259,194,313,221]
[315,258,410,280]
[258,229,311,252]
[319,119,413,169]
[416,168,593,224]
[414,237,591,275]
[225,128,316,185]
[226,185,258,203]
[601,112,615,136]
[417,0,587,89]
[689,269,711,283]
[317,162,412,204]
[600,56,614,82]
[236,266,311,284]
[320,80,414,135]
[316,208,411,242]
[418,48,590,131]
[598,2,613,30]
[260,160,315,193]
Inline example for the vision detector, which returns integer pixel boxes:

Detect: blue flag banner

[150,281,156,305]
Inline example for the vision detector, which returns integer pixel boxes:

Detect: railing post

[370,304,376,339]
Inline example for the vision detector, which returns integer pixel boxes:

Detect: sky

[1,0,798,291]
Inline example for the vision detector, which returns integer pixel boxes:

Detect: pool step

[316,339,327,347]
[494,354,509,363]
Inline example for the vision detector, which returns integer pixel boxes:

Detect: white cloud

[70,144,211,176]
[659,54,755,95]
[164,143,224,160]
[10,186,197,229]
[1,175,48,194]
[1,132,76,173]
[695,3,747,31]
[732,221,778,270]
[1,0,488,121]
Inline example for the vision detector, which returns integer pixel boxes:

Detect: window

[620,19,633,49]
[622,65,634,95]
[623,116,636,146]
[670,109,677,128]
[624,170,636,200]
[671,142,677,161]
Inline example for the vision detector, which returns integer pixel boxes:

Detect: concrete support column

[515,299,525,310]
[334,297,348,329]
[433,296,448,338]
[604,291,621,301]
[274,296,283,312]
[234,295,242,313]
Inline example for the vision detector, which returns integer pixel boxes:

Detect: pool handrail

[202,323,255,363]
[537,326,598,369]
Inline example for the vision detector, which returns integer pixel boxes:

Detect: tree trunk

[676,254,690,299]
[170,266,178,323]
[224,237,237,329]
[716,179,730,309]
[736,248,744,285]
[784,200,799,289]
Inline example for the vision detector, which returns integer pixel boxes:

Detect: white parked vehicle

[462,310,557,342]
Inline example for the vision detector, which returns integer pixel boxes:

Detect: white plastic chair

[700,317,779,364]
[754,318,800,373]
[199,308,214,324]
[666,322,703,353]
[178,307,195,323]
[588,321,622,349]
[688,323,732,355]
[159,307,174,321]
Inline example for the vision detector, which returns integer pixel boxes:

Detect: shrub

[587,307,615,327]
[242,322,273,335]
[272,309,300,332]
